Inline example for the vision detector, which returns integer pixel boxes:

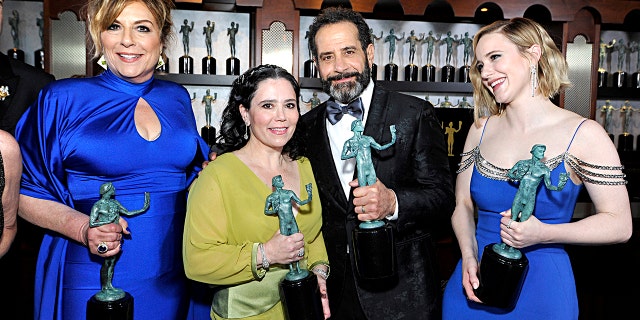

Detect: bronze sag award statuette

[86,182,150,320]
[264,175,323,320]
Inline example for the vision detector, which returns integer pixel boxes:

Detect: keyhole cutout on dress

[134,98,161,141]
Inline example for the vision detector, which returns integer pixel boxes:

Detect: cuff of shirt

[385,189,399,221]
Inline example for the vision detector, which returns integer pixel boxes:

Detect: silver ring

[97,242,108,254]
[360,205,366,214]
[507,220,513,229]
[298,248,305,257]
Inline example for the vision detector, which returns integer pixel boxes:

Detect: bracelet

[312,268,329,280]
[258,243,270,270]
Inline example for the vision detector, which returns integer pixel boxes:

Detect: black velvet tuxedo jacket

[300,84,455,319]
[0,52,54,136]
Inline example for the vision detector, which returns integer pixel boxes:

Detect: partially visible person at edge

[302,7,455,319]
[183,64,330,319]
[14,0,211,318]
[442,17,632,319]
[0,0,55,318]
[0,128,21,258]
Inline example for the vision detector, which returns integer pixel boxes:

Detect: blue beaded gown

[442,121,583,320]
[15,69,210,320]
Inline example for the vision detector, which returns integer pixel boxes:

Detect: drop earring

[530,64,538,97]
[98,55,108,70]
[243,123,249,139]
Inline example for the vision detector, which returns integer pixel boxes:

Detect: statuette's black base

[201,126,216,147]
[35,49,45,70]
[474,244,528,310]
[202,56,216,75]
[384,64,398,81]
[226,57,240,75]
[405,64,418,81]
[304,60,318,78]
[422,64,436,82]
[597,70,608,88]
[632,72,640,89]
[280,273,323,320]
[458,65,471,83]
[441,65,455,82]
[179,56,193,74]
[7,48,24,62]
[352,223,396,280]
[618,134,634,152]
[613,71,627,88]
[87,292,133,320]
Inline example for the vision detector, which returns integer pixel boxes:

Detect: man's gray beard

[322,63,371,104]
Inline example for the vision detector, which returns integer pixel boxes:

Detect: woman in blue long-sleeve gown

[15,0,210,319]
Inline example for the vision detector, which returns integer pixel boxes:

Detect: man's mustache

[327,71,360,82]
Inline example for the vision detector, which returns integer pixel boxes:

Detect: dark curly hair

[307,7,372,62]
[216,64,304,160]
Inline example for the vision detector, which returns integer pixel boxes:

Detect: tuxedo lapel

[0,54,19,119]
[306,104,349,209]
[363,86,391,169]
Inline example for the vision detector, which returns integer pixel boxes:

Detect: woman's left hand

[499,210,544,249]
[315,272,331,319]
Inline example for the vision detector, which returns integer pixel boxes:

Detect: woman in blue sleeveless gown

[442,18,631,319]
[14,1,210,319]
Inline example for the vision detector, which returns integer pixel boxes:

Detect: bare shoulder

[568,118,620,164]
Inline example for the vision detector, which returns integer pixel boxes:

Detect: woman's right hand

[461,256,482,303]
[263,230,304,265]
[86,217,128,257]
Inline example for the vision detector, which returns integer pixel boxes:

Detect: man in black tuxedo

[301,7,455,319]
[0,1,55,318]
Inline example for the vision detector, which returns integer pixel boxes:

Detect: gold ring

[97,242,108,254]
[360,205,366,214]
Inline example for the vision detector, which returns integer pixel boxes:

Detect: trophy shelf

[597,87,640,100]
[299,77,473,94]
[155,74,237,86]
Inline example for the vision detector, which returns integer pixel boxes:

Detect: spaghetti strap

[566,119,588,152]
[478,116,492,146]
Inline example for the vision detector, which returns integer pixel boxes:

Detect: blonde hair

[470,17,571,121]
[85,0,175,59]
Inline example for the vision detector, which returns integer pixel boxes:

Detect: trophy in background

[474,145,567,309]
[630,41,639,88]
[369,29,382,81]
[458,32,473,83]
[383,29,404,81]
[342,120,397,281]
[439,31,458,82]
[35,11,45,70]
[226,22,240,75]
[618,101,634,152]
[86,183,150,320]
[612,39,628,88]
[202,20,216,75]
[302,92,321,110]
[201,89,217,146]
[404,30,423,81]
[7,10,24,61]
[303,31,318,78]
[597,39,616,87]
[178,19,195,74]
[601,100,616,141]
[264,176,323,320]
[421,31,438,82]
